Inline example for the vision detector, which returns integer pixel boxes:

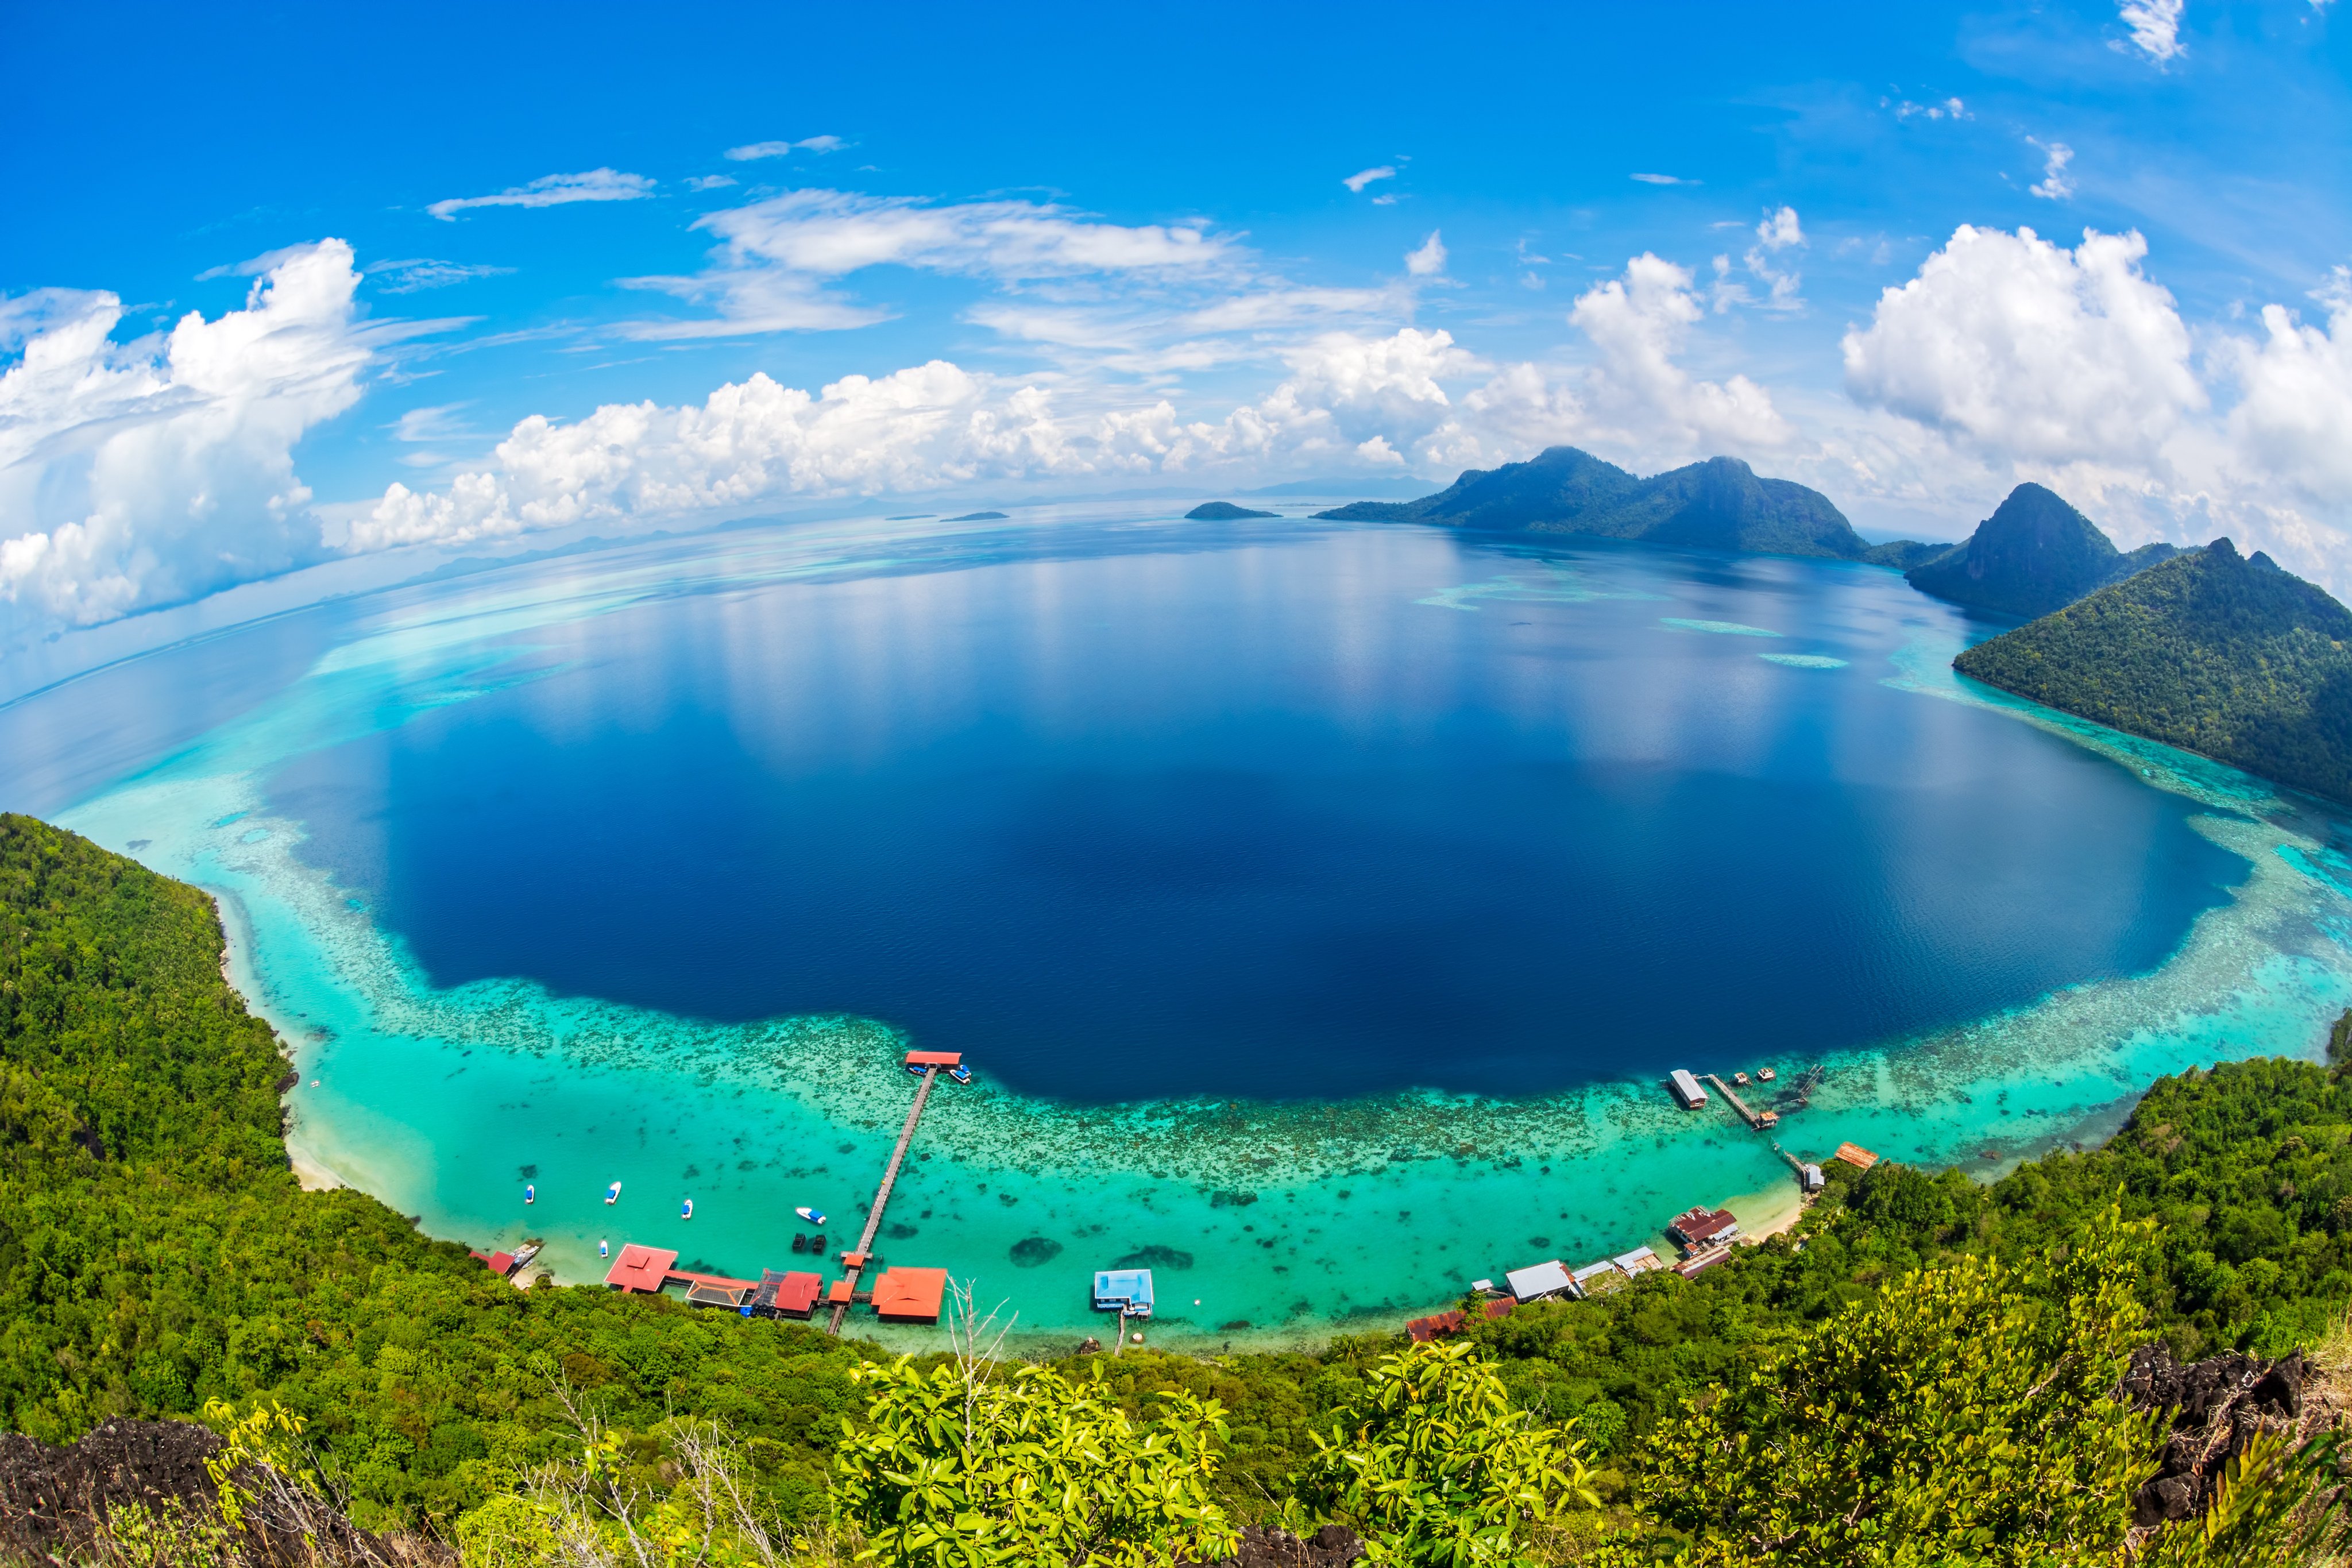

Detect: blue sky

[3,0,2350,656]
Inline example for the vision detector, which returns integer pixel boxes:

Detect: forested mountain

[1314,445,1944,563]
[1956,538,2352,805]
[1906,482,2183,617]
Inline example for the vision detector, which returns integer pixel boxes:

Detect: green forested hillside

[7,812,2352,1554]
[1956,538,2352,805]
[1905,481,2181,618]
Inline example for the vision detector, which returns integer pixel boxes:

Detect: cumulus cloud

[1843,225,2200,467]
[2030,141,2077,201]
[0,242,379,631]
[620,188,1241,339]
[1569,254,1790,452]
[1890,96,1970,121]
[426,169,655,221]
[1342,166,1395,193]
[1405,231,1447,277]
[2117,0,2187,61]
[686,175,739,192]
[1716,206,1806,311]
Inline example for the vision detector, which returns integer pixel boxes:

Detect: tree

[1293,1339,1594,1566]
[829,1355,1237,1567]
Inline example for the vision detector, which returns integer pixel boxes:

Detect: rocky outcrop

[1180,1523,1366,1566]
[0,1419,444,1567]
[2119,1344,2336,1528]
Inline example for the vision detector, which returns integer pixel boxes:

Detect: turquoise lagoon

[18,507,2352,1350]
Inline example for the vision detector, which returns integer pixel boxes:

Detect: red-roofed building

[755,1270,824,1319]
[871,1266,948,1324]
[604,1243,678,1293]
[903,1051,963,1068]
[1667,1207,1741,1251]
[470,1249,516,1277]
[1406,1310,1466,1343]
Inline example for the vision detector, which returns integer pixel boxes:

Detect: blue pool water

[255,518,2242,1104]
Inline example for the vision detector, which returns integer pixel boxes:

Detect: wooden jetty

[1704,1073,1778,1130]
[827,1052,956,1334]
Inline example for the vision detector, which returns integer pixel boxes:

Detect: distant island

[1905,484,2183,619]
[1185,501,1279,520]
[1312,445,1942,564]
[1956,539,2352,806]
[947,511,1009,521]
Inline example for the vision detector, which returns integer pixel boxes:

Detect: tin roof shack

[1505,1260,1579,1303]
[1668,1069,1708,1109]
[872,1267,949,1324]
[753,1269,824,1319]
[1800,1163,1825,1192]
[1571,1261,1629,1299]
[1406,1310,1467,1343]
[686,1280,754,1310]
[1676,1248,1732,1279]
[1668,1207,1741,1254]
[1613,1246,1665,1276]
[1094,1269,1156,1318]
[603,1244,679,1293]
[1835,1142,1880,1171]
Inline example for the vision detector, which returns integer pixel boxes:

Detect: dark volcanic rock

[1179,1523,1366,1566]
[2119,1344,2331,1529]
[0,1419,442,1567]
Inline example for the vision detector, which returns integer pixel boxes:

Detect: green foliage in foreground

[1955,536,2352,804]
[1293,1340,1592,1567]
[832,1357,1236,1567]
[9,810,2352,1563]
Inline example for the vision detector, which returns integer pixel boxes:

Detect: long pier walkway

[827,1063,941,1335]
[1704,1073,1778,1130]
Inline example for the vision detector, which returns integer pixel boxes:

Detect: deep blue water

[261,520,2243,1103]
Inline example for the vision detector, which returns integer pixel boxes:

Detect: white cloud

[725,136,845,161]
[1569,254,1791,453]
[2117,0,2187,61]
[619,188,1241,339]
[2030,141,2077,201]
[0,242,380,631]
[1629,173,1698,186]
[426,169,655,221]
[366,258,516,293]
[2223,271,2352,516]
[1890,96,1971,121]
[1342,166,1395,193]
[1842,225,2200,467]
[1405,231,1447,277]
[686,175,739,192]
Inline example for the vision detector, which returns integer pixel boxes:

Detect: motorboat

[524,1184,535,1204]
[598,1239,609,1258]
[795,1206,827,1227]
[512,1241,542,1270]
[949,1065,973,1085]
[605,1181,623,1204]
[682,1198,694,1220]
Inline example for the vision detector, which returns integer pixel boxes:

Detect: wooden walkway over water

[827,1063,943,1335]
[1704,1073,1778,1130]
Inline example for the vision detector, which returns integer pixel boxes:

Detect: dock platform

[827,1052,957,1334]
[1704,1073,1778,1129]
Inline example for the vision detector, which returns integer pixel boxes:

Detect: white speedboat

[795,1206,826,1227]
[605,1181,622,1204]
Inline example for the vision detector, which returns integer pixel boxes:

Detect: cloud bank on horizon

[3,0,2350,648]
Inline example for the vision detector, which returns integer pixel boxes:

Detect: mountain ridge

[1315,445,1941,563]
[1906,483,2183,617]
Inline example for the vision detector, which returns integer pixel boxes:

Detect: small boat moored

[512,1241,542,1270]
[605,1181,623,1204]
[795,1206,827,1227]
[524,1184,535,1205]
[682,1198,694,1220]
[949,1065,973,1085]
[598,1239,609,1258]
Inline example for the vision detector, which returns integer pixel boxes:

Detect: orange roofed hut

[1834,1142,1880,1171]
[871,1266,949,1324]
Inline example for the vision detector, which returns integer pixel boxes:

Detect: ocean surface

[11,505,2352,1347]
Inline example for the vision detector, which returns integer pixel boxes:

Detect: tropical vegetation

[9,810,2352,1563]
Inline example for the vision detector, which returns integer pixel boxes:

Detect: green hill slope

[1955,539,2352,804]
[1907,482,2181,617]
[1315,445,1940,562]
